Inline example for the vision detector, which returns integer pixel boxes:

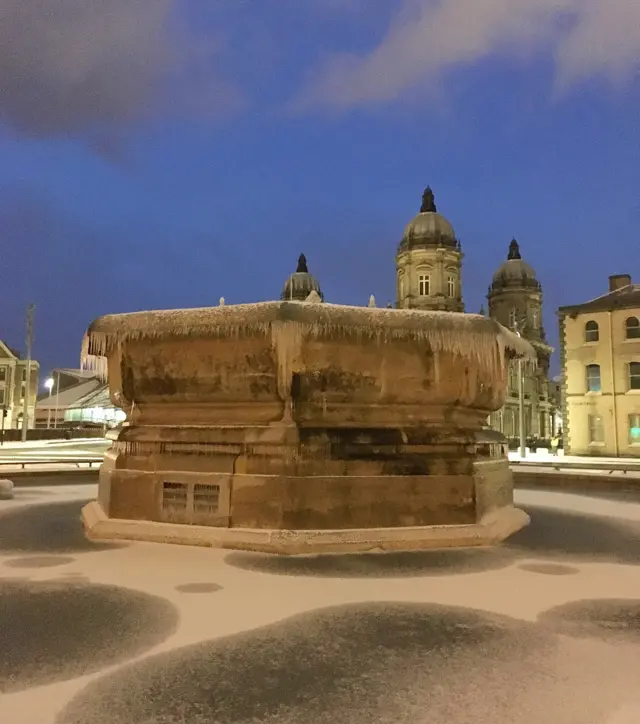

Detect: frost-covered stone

[0,479,14,500]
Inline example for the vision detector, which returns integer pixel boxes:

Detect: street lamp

[513,319,527,460]
[45,377,54,429]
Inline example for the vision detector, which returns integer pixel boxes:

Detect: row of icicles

[217,294,380,307]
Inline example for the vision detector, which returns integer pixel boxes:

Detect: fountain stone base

[80,301,533,554]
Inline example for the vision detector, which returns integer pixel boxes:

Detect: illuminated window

[629,414,640,444]
[588,415,604,444]
[625,317,640,340]
[629,362,640,390]
[584,320,599,343]
[418,275,430,296]
[586,364,601,392]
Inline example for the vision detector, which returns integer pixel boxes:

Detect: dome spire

[296,253,308,273]
[420,186,437,213]
[508,239,521,260]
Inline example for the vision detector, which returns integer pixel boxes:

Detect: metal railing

[0,458,103,470]
[510,460,638,475]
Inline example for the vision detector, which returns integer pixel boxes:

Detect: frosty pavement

[2,483,640,724]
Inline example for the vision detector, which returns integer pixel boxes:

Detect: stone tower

[487,239,555,440]
[395,187,464,312]
[281,254,324,301]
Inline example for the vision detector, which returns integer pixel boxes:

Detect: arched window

[625,316,640,340]
[629,362,640,390]
[586,364,601,393]
[418,274,430,296]
[509,308,517,330]
[584,320,599,343]
[398,274,405,299]
[447,276,455,297]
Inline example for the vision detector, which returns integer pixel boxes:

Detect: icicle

[368,295,376,308]
[219,297,225,306]
[80,301,535,389]
[305,290,322,303]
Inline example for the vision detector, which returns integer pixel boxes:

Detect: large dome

[491,240,539,290]
[398,187,459,252]
[281,254,323,302]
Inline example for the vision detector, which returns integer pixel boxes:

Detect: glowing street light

[45,377,54,428]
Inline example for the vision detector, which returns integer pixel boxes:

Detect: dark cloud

[0,0,240,138]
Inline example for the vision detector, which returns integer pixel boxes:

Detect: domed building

[281,254,323,302]
[395,187,464,312]
[487,240,556,442]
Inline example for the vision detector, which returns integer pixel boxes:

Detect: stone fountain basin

[81,301,533,554]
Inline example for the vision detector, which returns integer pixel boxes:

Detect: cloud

[295,0,640,109]
[0,0,241,139]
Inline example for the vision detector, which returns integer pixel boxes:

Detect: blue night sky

[1,0,639,379]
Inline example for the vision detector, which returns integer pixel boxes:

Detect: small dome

[281,254,323,302]
[398,187,459,251]
[491,240,539,290]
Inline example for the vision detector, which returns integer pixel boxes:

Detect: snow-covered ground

[2,482,640,724]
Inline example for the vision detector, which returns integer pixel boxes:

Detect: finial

[219,297,225,306]
[507,239,521,260]
[368,294,376,308]
[479,304,486,316]
[420,186,437,213]
[296,254,308,273]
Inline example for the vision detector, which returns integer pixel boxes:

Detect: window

[625,316,640,340]
[509,308,517,329]
[398,275,405,299]
[629,362,640,390]
[22,368,27,381]
[531,310,539,330]
[418,275,430,296]
[629,415,640,444]
[584,320,599,343]
[447,276,455,297]
[21,384,26,400]
[586,364,601,392]
[0,367,6,382]
[0,389,4,404]
[588,415,605,444]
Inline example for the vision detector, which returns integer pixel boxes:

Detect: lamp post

[45,377,54,428]
[514,318,527,460]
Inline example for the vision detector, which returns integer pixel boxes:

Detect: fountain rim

[81,300,534,363]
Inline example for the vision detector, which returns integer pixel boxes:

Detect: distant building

[395,187,464,312]
[558,274,640,457]
[63,383,125,428]
[487,240,556,441]
[0,340,39,429]
[35,369,102,428]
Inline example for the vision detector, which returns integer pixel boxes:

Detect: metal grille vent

[162,482,188,511]
[193,484,220,514]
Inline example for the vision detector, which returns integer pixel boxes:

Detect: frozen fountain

[81,293,534,554]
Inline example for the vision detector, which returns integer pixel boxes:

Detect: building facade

[395,188,464,312]
[487,240,556,441]
[35,369,103,428]
[558,274,640,457]
[0,340,40,429]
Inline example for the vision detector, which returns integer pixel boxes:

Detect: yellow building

[0,340,40,429]
[558,274,640,457]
